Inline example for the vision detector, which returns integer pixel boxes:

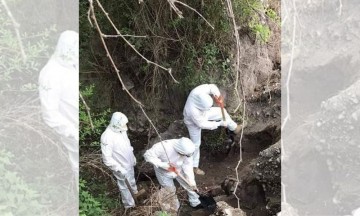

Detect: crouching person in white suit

[101,112,138,209]
[143,137,201,210]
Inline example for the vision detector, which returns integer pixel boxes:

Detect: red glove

[167,163,178,174]
[214,95,224,108]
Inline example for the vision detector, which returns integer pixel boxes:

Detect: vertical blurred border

[282,0,360,215]
[0,0,78,215]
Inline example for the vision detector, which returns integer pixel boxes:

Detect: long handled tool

[169,166,196,191]
[214,95,230,147]
[124,178,138,205]
[214,95,226,122]
[168,166,216,212]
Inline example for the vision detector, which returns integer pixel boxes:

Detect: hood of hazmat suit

[173,137,195,156]
[109,112,128,133]
[193,93,213,111]
[52,30,79,69]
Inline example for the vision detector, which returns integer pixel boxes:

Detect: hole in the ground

[231,126,280,153]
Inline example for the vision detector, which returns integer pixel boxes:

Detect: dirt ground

[173,148,268,216]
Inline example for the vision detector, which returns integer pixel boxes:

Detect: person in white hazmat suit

[143,137,201,210]
[101,112,138,209]
[39,30,79,186]
[183,84,243,175]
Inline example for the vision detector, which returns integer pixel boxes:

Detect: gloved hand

[214,95,224,108]
[168,171,178,178]
[116,167,128,178]
[219,121,227,127]
[133,155,137,166]
[157,162,170,170]
[190,185,198,192]
[167,163,177,173]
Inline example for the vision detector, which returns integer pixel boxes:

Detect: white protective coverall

[101,112,138,208]
[183,84,237,167]
[39,30,79,184]
[143,137,201,209]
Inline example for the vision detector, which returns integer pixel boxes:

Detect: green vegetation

[0,150,44,215]
[79,179,110,216]
[0,13,54,93]
[156,211,172,216]
[80,84,111,147]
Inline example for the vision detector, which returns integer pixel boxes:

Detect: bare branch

[281,3,297,133]
[167,0,184,18]
[173,0,215,29]
[1,0,27,62]
[233,101,246,209]
[281,0,298,205]
[94,0,179,84]
[80,92,95,131]
[224,0,247,209]
[102,34,147,38]
[88,0,172,162]
[88,0,144,105]
[224,0,242,113]
[338,0,342,16]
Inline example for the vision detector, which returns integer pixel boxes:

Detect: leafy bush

[0,9,54,93]
[234,0,279,43]
[181,43,232,92]
[79,179,108,216]
[0,150,44,215]
[156,211,171,216]
[249,21,271,43]
[80,84,111,147]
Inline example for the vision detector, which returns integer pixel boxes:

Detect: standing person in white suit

[39,30,79,186]
[143,137,201,210]
[183,84,243,175]
[101,112,138,209]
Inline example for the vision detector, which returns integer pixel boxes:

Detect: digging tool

[168,166,216,212]
[214,95,230,147]
[124,178,138,205]
[214,95,226,122]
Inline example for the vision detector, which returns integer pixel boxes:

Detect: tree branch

[1,0,27,63]
[172,0,215,29]
[80,93,94,131]
[224,0,247,209]
[94,0,179,84]
[88,0,172,162]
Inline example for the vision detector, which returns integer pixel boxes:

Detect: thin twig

[89,0,172,162]
[1,0,27,62]
[224,0,248,209]
[95,0,179,84]
[338,0,342,16]
[173,0,215,29]
[224,0,242,113]
[80,92,95,131]
[281,3,296,133]
[88,0,143,105]
[233,101,246,209]
[281,0,297,205]
[167,0,184,18]
[103,34,147,38]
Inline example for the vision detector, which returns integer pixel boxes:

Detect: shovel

[214,95,226,122]
[124,178,138,205]
[169,166,216,213]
